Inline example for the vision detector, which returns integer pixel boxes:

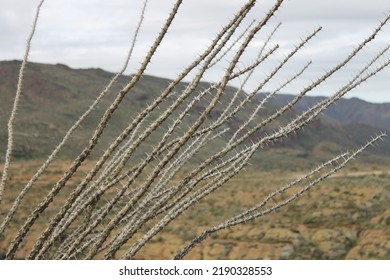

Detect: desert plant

[0,0,389,259]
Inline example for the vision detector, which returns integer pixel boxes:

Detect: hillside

[264,93,390,131]
[1,60,389,169]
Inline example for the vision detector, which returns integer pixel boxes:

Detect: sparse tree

[0,0,389,259]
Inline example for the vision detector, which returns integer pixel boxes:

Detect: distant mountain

[263,93,390,131]
[1,60,389,169]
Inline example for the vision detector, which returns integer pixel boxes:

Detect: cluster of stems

[0,0,389,259]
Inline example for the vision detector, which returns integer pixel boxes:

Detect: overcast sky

[1,0,389,103]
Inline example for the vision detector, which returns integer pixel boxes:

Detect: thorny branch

[1,0,389,260]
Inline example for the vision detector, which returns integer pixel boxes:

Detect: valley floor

[1,161,389,259]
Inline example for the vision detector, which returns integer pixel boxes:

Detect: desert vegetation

[0,0,389,259]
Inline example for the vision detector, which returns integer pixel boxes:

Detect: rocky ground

[135,168,390,260]
[1,162,389,259]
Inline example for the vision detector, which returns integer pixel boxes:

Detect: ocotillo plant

[0,0,389,259]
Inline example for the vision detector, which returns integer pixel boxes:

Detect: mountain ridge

[262,93,390,131]
[1,60,389,169]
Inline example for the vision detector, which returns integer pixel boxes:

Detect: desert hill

[263,93,390,131]
[1,60,389,169]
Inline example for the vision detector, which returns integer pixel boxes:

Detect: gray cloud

[0,0,389,103]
